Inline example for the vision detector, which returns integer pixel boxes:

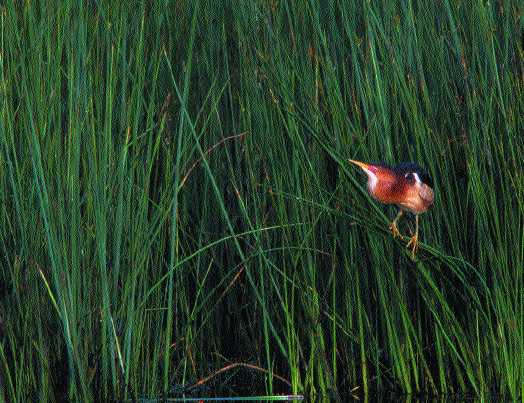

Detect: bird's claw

[388,221,403,240]
[405,234,418,260]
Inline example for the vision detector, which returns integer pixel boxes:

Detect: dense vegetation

[1,0,523,401]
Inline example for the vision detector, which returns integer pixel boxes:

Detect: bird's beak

[348,159,370,171]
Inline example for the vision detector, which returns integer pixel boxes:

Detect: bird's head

[348,159,396,194]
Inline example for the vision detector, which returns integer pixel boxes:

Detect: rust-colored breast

[368,170,400,204]
[369,168,435,214]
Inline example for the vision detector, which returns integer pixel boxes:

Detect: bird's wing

[418,183,435,206]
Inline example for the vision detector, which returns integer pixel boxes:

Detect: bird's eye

[405,172,415,184]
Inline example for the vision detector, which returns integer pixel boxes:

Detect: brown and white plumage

[349,160,435,259]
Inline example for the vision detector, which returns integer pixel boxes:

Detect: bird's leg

[405,214,419,259]
[389,210,403,239]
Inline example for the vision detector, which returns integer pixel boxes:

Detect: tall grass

[1,0,523,401]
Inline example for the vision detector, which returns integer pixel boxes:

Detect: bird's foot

[405,233,418,260]
[388,221,403,240]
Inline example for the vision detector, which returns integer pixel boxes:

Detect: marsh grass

[1,0,523,401]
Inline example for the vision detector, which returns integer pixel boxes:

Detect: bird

[349,159,435,259]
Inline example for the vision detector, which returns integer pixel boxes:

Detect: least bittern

[349,159,435,259]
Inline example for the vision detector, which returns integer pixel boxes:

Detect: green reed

[1,0,523,401]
